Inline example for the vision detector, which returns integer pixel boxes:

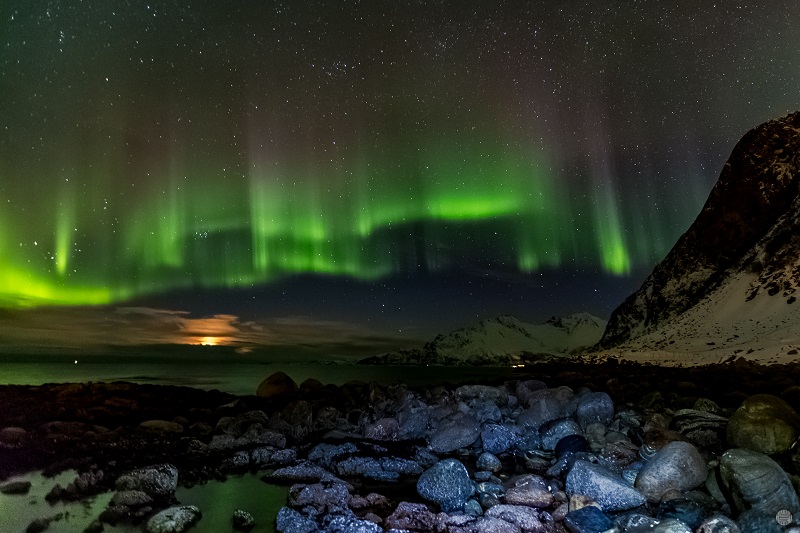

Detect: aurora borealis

[1,1,799,349]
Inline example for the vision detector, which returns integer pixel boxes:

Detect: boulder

[504,474,554,508]
[144,506,202,533]
[417,459,473,513]
[726,394,800,454]
[428,412,480,453]
[256,371,298,398]
[115,464,179,499]
[634,441,707,503]
[566,460,646,512]
[718,448,800,518]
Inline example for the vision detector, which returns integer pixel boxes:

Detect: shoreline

[2,358,800,532]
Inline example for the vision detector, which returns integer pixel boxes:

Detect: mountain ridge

[360,312,606,366]
[600,111,800,351]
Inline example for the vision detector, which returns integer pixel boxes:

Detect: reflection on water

[176,474,289,533]
[0,471,288,533]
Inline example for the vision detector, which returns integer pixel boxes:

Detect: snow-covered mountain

[360,313,606,366]
[600,111,800,354]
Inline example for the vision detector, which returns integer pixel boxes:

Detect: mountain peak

[601,111,800,348]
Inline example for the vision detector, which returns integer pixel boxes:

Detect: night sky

[1,2,798,354]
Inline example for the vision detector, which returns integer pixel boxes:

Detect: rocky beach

[3,358,800,532]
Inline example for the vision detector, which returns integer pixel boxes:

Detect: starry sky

[1,1,798,355]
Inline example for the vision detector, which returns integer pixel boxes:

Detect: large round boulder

[634,441,707,503]
[417,459,473,513]
[256,371,298,399]
[719,448,800,518]
[726,394,800,454]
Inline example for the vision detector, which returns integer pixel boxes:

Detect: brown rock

[256,371,298,399]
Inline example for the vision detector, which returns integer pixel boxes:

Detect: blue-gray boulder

[428,412,480,453]
[482,424,519,455]
[634,441,707,503]
[576,392,614,430]
[566,460,646,512]
[416,459,473,513]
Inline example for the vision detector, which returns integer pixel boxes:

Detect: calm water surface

[0,360,521,395]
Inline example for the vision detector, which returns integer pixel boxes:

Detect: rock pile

[5,365,800,532]
[267,378,800,533]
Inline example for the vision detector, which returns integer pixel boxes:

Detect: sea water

[0,359,521,395]
[0,470,288,533]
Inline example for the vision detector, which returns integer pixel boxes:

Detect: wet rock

[456,385,508,406]
[364,417,400,441]
[518,387,574,429]
[566,460,646,512]
[26,515,61,533]
[0,480,32,494]
[232,509,255,531]
[428,412,480,453]
[482,424,519,455]
[144,506,202,533]
[726,394,800,454]
[115,464,178,499]
[516,380,548,406]
[575,392,614,430]
[718,448,800,518]
[288,482,351,515]
[649,517,693,532]
[110,490,154,508]
[696,514,742,532]
[737,509,783,533]
[540,418,583,451]
[335,456,423,481]
[565,505,613,533]
[281,401,314,441]
[396,398,430,439]
[504,474,554,508]
[485,503,551,531]
[384,501,438,530]
[556,435,590,458]
[275,507,318,533]
[139,420,184,434]
[0,426,27,446]
[670,409,728,449]
[256,371,298,398]
[308,442,359,469]
[477,452,503,472]
[266,461,343,484]
[654,497,709,529]
[635,441,707,503]
[417,458,473,513]
[324,515,383,532]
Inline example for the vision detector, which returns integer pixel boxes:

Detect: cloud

[0,306,422,357]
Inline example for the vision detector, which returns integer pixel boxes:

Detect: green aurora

[1,1,797,312]
[1,134,649,308]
